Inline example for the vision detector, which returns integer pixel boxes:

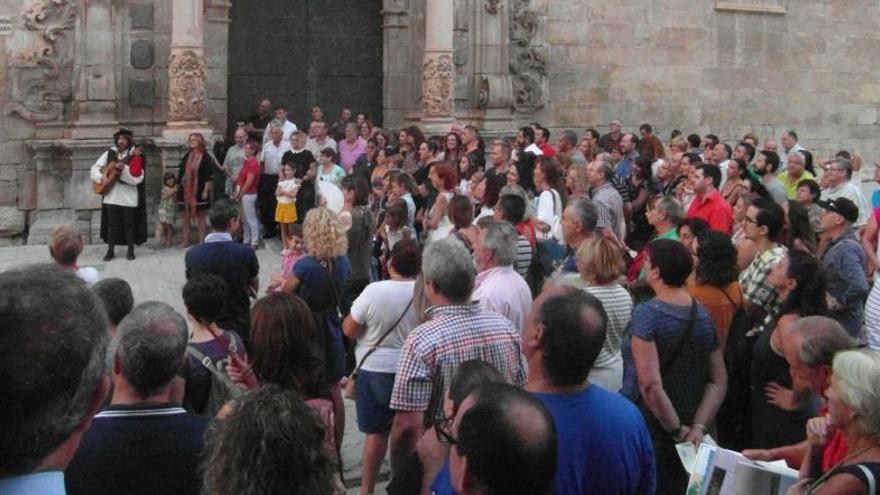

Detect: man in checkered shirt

[387,238,527,494]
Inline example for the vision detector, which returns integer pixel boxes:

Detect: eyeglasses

[434,415,458,445]
[744,216,759,224]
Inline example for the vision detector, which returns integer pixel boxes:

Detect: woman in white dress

[422,161,457,244]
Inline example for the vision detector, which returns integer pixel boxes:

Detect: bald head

[527,286,607,386]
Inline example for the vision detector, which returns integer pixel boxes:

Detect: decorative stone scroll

[509,0,547,112]
[168,49,207,121]
[422,53,455,118]
[5,0,77,122]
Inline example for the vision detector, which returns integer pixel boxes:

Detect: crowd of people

[4,106,880,495]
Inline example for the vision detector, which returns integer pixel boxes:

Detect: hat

[818,197,859,224]
[113,128,134,139]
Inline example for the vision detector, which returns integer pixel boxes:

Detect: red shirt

[236,156,261,195]
[819,405,848,471]
[539,143,556,157]
[686,190,733,234]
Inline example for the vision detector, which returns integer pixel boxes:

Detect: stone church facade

[0,0,878,245]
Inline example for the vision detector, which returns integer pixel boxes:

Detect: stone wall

[535,0,880,161]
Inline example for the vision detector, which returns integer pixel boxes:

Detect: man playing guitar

[90,128,145,261]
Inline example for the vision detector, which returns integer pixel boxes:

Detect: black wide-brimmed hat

[113,128,134,139]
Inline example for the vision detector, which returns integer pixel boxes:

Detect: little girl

[274,162,300,245]
[267,224,306,293]
[317,148,346,186]
[376,202,413,279]
[158,173,178,246]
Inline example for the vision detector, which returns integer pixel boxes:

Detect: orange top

[687,280,742,349]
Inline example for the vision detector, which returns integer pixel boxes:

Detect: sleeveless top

[426,191,455,244]
[749,315,811,448]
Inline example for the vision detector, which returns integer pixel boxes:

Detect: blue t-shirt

[185,240,259,340]
[430,460,456,495]
[293,256,351,313]
[621,298,717,425]
[532,386,656,495]
[872,188,880,208]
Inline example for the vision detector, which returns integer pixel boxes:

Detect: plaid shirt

[390,302,527,425]
[739,244,787,313]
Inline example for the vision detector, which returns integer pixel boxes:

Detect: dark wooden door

[227,0,383,133]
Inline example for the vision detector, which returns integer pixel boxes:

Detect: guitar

[93,146,143,195]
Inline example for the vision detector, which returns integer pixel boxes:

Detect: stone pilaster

[163,0,212,144]
[421,0,455,132]
[473,0,513,130]
[71,1,120,139]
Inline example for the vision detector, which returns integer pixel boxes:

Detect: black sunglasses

[434,415,458,445]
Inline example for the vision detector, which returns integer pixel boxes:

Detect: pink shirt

[472,265,533,332]
[337,137,367,172]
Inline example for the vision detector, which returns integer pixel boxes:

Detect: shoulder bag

[343,298,413,400]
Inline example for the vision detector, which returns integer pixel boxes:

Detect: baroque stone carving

[509,0,547,111]
[5,0,77,122]
[485,0,501,14]
[422,54,455,117]
[476,74,513,109]
[168,49,207,121]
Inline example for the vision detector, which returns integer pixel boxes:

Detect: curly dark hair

[250,293,327,399]
[201,385,337,495]
[695,230,739,287]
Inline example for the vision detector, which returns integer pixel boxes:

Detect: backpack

[716,285,755,451]
[185,339,243,417]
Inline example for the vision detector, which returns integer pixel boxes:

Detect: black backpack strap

[353,298,413,375]
[660,299,698,375]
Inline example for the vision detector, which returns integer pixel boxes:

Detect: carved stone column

[421,0,455,132]
[473,0,513,130]
[162,0,211,143]
[70,1,119,139]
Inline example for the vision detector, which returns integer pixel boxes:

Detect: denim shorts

[355,369,396,434]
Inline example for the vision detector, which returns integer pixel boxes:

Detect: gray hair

[269,121,284,132]
[115,301,188,398]
[422,238,476,303]
[0,264,110,475]
[832,350,880,436]
[832,157,854,179]
[476,218,518,266]
[567,198,598,231]
[655,196,684,226]
[788,316,856,366]
[788,151,805,165]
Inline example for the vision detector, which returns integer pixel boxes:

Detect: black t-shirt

[247,111,271,141]
[184,240,259,343]
[66,403,208,495]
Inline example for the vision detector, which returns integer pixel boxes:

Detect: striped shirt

[584,284,633,368]
[390,303,527,425]
[515,234,532,277]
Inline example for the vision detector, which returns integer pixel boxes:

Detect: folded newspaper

[680,440,799,495]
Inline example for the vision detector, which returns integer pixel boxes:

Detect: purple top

[337,137,367,172]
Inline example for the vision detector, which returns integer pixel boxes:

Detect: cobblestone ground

[0,240,389,494]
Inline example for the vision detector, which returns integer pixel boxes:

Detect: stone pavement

[0,239,389,494]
